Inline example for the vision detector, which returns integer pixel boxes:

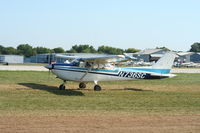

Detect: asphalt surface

[0,65,48,71]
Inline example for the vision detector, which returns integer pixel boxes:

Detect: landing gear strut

[79,82,86,89]
[59,80,66,90]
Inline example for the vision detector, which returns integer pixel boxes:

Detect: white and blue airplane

[45,52,176,91]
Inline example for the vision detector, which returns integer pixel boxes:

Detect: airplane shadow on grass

[124,88,153,92]
[18,83,84,96]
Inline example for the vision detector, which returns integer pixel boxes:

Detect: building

[176,52,200,63]
[0,55,24,64]
[30,54,56,63]
[189,53,200,63]
[132,49,168,62]
[176,52,194,63]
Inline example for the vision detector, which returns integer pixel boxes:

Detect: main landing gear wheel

[79,82,86,89]
[59,84,65,90]
[94,85,101,91]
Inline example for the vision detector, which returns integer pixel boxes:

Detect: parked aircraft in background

[180,62,200,67]
[45,52,176,91]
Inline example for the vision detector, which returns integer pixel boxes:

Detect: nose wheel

[59,84,65,90]
[59,80,66,90]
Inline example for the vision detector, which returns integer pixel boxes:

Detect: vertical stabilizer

[152,52,176,69]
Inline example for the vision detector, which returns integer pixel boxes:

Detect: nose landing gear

[59,84,65,90]
[59,80,66,90]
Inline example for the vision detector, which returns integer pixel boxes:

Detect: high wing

[79,55,125,63]
[55,54,125,63]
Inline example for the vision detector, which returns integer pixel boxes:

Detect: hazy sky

[0,0,200,51]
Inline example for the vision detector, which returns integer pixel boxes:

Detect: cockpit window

[72,61,115,70]
[93,63,114,70]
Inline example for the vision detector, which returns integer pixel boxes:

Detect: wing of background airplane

[55,54,125,63]
[123,53,137,60]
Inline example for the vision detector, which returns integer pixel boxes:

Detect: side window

[98,64,104,69]
[79,62,85,67]
[92,64,98,69]
[85,62,92,68]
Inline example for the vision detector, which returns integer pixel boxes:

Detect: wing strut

[80,69,90,81]
[80,62,95,81]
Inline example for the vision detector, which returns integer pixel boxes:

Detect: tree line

[0,44,140,57]
[0,43,199,57]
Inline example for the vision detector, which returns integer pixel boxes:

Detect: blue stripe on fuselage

[52,63,170,74]
[121,67,170,74]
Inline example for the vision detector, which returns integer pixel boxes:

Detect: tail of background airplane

[152,52,176,69]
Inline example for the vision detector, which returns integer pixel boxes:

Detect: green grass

[0,71,200,115]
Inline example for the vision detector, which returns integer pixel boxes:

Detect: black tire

[79,82,86,89]
[59,84,65,90]
[94,85,101,91]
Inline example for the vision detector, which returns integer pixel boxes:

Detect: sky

[0,0,200,51]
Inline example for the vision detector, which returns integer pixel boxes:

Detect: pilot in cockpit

[85,62,91,68]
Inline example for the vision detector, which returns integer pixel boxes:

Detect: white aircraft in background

[45,52,176,91]
[180,62,200,67]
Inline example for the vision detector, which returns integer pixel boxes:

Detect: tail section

[152,52,176,69]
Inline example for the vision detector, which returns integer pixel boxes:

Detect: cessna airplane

[45,52,176,91]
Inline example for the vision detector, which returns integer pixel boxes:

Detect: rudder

[152,52,176,69]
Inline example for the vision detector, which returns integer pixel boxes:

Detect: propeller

[45,64,54,80]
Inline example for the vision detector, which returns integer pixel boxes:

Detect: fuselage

[45,63,175,82]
